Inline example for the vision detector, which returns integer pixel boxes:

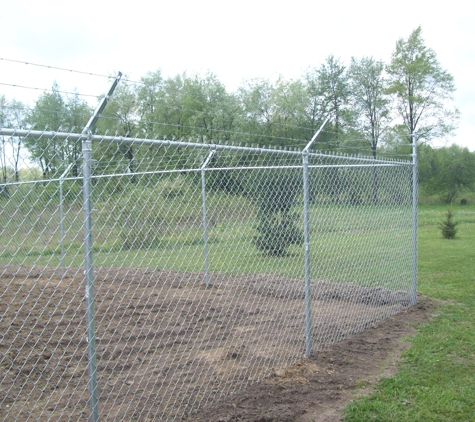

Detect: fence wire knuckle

[0,127,416,420]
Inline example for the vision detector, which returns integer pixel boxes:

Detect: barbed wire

[0,58,113,80]
[0,57,413,157]
[0,82,101,99]
[0,111,411,158]
[0,57,142,87]
[0,91,407,149]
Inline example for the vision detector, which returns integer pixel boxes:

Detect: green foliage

[208,170,245,195]
[349,56,390,157]
[0,26,466,204]
[30,179,82,204]
[419,144,475,203]
[236,77,312,147]
[252,170,303,256]
[438,208,460,239]
[386,26,459,141]
[97,186,165,250]
[160,175,187,199]
[62,180,83,202]
[1,96,27,185]
[205,152,247,196]
[314,55,352,145]
[302,55,357,150]
[135,70,238,142]
[24,84,91,179]
[95,175,195,250]
[253,212,303,256]
[98,80,139,137]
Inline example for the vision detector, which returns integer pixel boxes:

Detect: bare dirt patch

[191,297,434,422]
[0,265,427,421]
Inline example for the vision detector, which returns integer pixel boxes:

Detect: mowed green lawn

[342,203,475,421]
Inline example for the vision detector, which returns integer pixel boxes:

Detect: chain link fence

[1,128,416,421]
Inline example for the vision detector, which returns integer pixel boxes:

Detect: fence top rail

[0,127,412,166]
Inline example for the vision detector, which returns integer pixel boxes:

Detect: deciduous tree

[349,57,390,157]
[1,96,27,187]
[386,26,459,142]
[25,83,66,178]
[24,84,92,179]
[315,55,351,147]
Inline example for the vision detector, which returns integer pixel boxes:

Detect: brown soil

[0,265,432,421]
[191,298,434,422]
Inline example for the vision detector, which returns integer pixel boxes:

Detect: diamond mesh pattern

[0,129,415,421]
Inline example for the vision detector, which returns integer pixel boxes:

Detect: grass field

[1,182,414,291]
[342,203,475,421]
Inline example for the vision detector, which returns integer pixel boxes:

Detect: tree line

[1,26,473,202]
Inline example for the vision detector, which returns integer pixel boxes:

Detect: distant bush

[161,176,186,199]
[62,181,82,202]
[98,187,164,250]
[254,212,303,256]
[98,175,198,250]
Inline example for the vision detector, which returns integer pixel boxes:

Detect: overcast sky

[1,0,474,150]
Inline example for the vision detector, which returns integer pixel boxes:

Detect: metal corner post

[411,133,418,305]
[82,130,99,422]
[81,72,122,422]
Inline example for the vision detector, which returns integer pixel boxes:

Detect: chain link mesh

[1,129,415,420]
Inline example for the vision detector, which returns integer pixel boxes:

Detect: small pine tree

[252,170,303,256]
[439,208,460,239]
[254,212,303,256]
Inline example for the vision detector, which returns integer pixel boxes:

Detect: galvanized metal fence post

[302,151,312,357]
[81,130,99,422]
[59,173,65,278]
[302,116,330,357]
[201,150,216,287]
[80,72,122,422]
[411,133,418,305]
